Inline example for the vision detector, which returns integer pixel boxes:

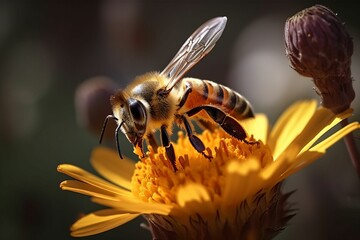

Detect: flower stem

[341,118,360,179]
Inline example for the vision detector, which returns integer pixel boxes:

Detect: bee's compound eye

[128,99,146,124]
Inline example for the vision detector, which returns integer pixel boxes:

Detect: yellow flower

[58,100,359,239]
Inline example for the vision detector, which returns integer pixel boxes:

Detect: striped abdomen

[178,78,254,120]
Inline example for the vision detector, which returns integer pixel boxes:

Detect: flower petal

[269,100,317,159]
[261,146,300,187]
[222,159,262,206]
[240,114,269,143]
[60,180,117,200]
[176,183,214,215]
[276,151,324,183]
[92,197,172,215]
[57,164,130,196]
[310,121,360,153]
[177,183,211,207]
[70,209,139,237]
[298,108,353,154]
[272,121,359,183]
[90,147,135,190]
[282,108,352,159]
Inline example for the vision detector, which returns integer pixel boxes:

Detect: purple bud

[74,76,117,139]
[285,5,355,113]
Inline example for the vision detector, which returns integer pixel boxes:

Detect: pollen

[131,129,273,206]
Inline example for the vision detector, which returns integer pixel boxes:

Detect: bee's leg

[180,115,211,159]
[160,125,177,171]
[196,119,217,132]
[146,133,158,153]
[205,106,247,141]
[177,82,192,109]
[187,106,247,141]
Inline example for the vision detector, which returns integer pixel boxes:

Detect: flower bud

[284,5,355,113]
[74,76,117,139]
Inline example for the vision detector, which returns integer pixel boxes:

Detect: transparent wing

[161,16,227,92]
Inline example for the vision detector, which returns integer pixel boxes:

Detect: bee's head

[110,92,148,147]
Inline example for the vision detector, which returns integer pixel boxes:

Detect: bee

[100,17,254,171]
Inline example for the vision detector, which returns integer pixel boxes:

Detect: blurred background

[1,0,360,239]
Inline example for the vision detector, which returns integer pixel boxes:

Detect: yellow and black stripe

[179,78,253,121]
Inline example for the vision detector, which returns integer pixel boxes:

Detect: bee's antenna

[99,115,124,159]
[115,121,125,159]
[99,115,118,144]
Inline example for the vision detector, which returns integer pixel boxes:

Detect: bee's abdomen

[180,78,254,120]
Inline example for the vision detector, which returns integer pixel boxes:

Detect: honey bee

[100,17,254,171]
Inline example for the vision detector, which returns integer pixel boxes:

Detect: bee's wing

[161,17,227,92]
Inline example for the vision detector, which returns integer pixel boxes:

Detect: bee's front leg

[160,125,177,171]
[177,82,192,109]
[146,133,158,153]
[180,115,212,160]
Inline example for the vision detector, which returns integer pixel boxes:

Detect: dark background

[1,1,360,239]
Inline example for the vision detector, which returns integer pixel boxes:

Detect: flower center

[131,130,273,205]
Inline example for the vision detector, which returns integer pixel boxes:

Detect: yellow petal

[311,122,360,153]
[177,183,211,207]
[222,159,261,206]
[176,183,213,215]
[240,114,269,143]
[277,107,335,162]
[91,147,135,190]
[273,121,359,183]
[276,151,324,183]
[70,209,139,237]
[269,100,317,159]
[60,180,135,200]
[299,109,353,154]
[284,108,352,158]
[57,164,129,196]
[60,180,117,200]
[92,197,172,215]
[260,146,300,187]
